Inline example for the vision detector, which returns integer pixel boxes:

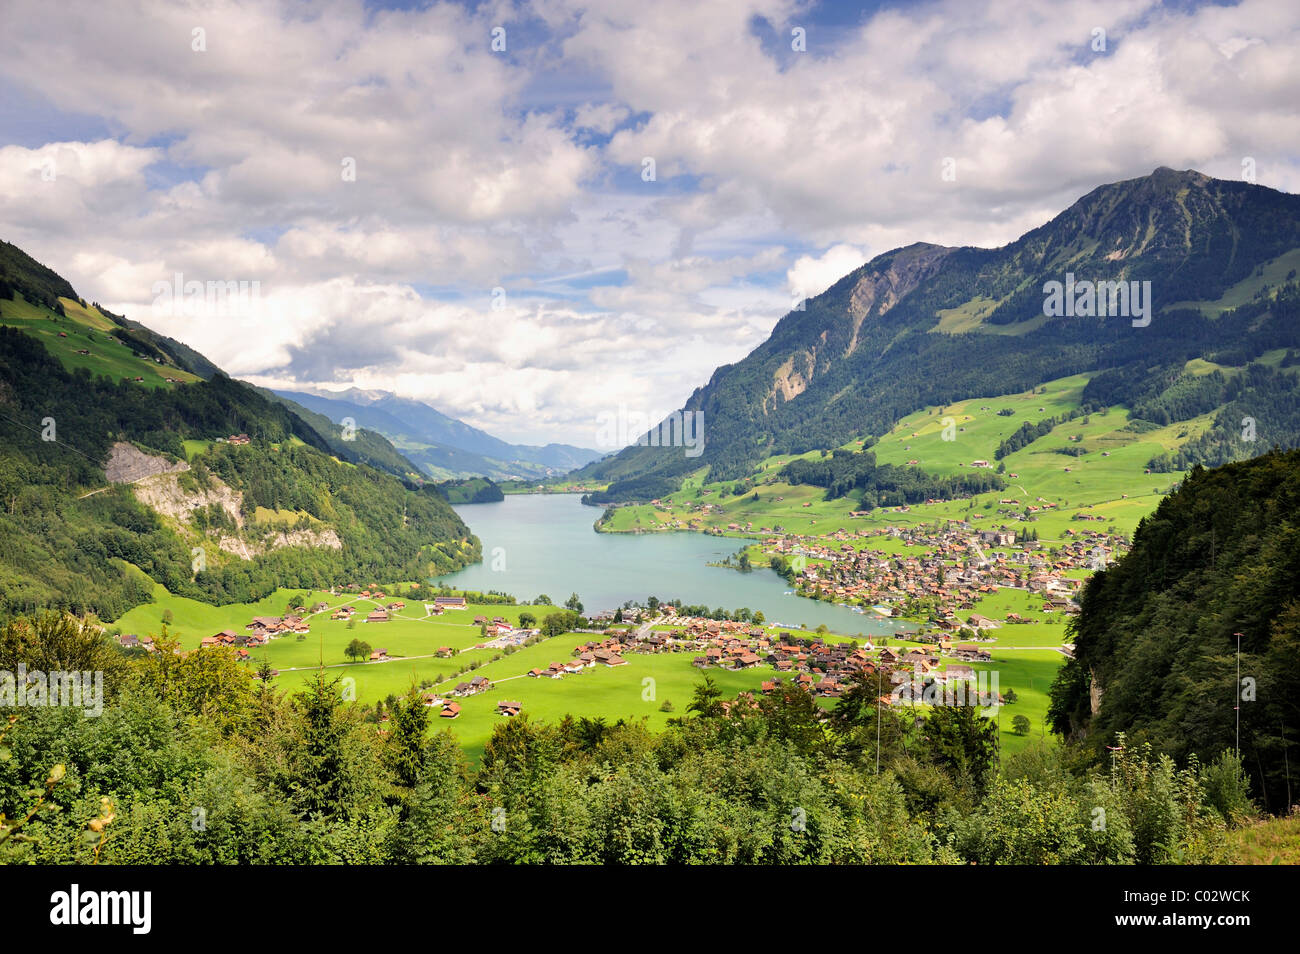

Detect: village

[109,511,1108,730]
[763,519,1127,623]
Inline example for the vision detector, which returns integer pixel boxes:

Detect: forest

[1049,448,1300,813]
[780,448,1006,507]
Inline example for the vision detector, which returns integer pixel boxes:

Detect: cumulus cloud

[0,0,1296,444]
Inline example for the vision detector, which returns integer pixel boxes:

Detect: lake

[438,493,909,637]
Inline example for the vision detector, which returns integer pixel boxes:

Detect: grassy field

[115,578,1066,760]
[0,294,201,388]
[601,372,1188,541]
[1224,814,1300,864]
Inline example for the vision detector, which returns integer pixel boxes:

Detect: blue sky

[0,0,1295,444]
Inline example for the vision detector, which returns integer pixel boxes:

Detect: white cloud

[0,0,1296,444]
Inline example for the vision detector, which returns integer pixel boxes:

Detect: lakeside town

[107,512,1102,726]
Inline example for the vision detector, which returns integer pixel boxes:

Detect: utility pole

[1234,632,1243,760]
[876,665,882,776]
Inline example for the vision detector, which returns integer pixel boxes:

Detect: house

[440,702,461,719]
[496,700,523,717]
[369,649,389,661]
[366,610,389,623]
[433,596,467,609]
[436,646,455,657]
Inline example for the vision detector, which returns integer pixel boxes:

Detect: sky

[1,0,1298,446]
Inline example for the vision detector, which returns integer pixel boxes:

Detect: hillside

[581,168,1300,495]
[0,259,481,621]
[277,387,603,480]
[1049,448,1300,814]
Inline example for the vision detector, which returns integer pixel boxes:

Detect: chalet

[434,596,467,609]
[369,649,389,662]
[440,702,461,719]
[436,646,455,658]
[496,700,523,717]
[366,610,389,623]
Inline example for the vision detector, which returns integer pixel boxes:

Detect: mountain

[580,168,1300,496]
[0,255,480,621]
[1049,447,1300,814]
[275,387,603,480]
[254,387,426,481]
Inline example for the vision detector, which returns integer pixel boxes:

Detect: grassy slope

[0,294,201,388]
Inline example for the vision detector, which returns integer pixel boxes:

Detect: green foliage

[1051,449,1300,813]
[781,448,1005,507]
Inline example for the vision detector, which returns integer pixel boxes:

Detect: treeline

[781,449,1005,508]
[995,407,1088,459]
[1145,364,1300,471]
[0,613,1250,865]
[0,240,78,312]
[1049,448,1300,813]
[582,474,682,505]
[434,477,505,504]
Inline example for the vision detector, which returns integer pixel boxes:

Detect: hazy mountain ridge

[275,387,603,480]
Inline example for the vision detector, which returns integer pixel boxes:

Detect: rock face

[105,442,188,483]
[131,468,343,560]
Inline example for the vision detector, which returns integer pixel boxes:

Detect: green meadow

[0,294,201,388]
[114,577,1067,760]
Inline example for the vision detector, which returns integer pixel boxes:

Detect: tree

[1012,714,1032,736]
[288,672,355,819]
[386,686,433,791]
[541,610,578,639]
[565,592,584,614]
[687,676,724,718]
[534,594,552,606]
[920,704,1000,793]
[344,638,371,663]
[517,611,536,629]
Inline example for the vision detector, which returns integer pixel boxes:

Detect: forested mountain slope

[580,169,1300,496]
[1049,448,1300,813]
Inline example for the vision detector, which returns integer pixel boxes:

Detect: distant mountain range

[273,387,602,481]
[579,167,1300,497]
